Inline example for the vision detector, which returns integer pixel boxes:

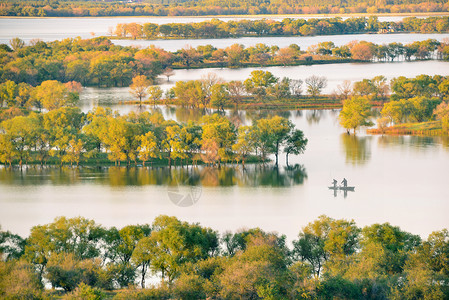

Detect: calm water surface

[0,109,448,241]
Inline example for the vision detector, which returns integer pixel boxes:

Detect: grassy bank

[367,121,447,136]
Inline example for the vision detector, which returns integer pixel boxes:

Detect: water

[2,16,449,47]
[1,109,448,241]
[78,60,449,114]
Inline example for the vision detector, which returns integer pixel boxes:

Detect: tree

[284,129,308,166]
[434,101,449,132]
[9,37,25,51]
[305,75,327,100]
[131,236,156,288]
[130,75,151,108]
[148,86,163,107]
[227,80,245,108]
[138,131,159,166]
[0,80,18,107]
[244,70,278,100]
[24,217,104,282]
[218,233,290,299]
[361,223,421,274]
[1,114,39,166]
[276,47,296,66]
[255,116,292,165]
[162,68,175,82]
[350,42,375,61]
[293,215,360,277]
[148,215,219,283]
[232,126,256,165]
[33,80,73,111]
[339,96,373,134]
[210,83,229,111]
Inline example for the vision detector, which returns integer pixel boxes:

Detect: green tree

[255,116,292,165]
[293,215,360,277]
[339,96,373,134]
[244,70,278,101]
[284,129,308,166]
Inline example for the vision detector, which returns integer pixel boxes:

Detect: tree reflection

[341,134,371,165]
[306,110,323,125]
[0,164,307,188]
[377,135,446,151]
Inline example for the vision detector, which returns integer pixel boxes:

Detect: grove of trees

[1,36,448,89]
[113,16,449,40]
[338,74,449,134]
[0,108,307,167]
[1,215,448,299]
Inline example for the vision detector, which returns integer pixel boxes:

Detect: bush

[62,282,106,300]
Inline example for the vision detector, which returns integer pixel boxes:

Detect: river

[0,108,448,241]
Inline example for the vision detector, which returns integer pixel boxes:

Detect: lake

[1,15,449,242]
[1,108,448,241]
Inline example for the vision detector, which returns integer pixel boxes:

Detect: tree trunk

[286,153,289,166]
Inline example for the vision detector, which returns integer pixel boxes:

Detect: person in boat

[332,179,338,188]
[341,178,347,187]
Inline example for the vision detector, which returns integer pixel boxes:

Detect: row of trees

[0,108,307,167]
[3,36,448,88]
[113,16,449,40]
[0,38,449,86]
[167,71,326,109]
[1,215,448,299]
[1,0,449,17]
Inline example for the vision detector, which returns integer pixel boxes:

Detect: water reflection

[0,165,307,188]
[340,134,372,165]
[377,135,449,151]
[306,110,324,125]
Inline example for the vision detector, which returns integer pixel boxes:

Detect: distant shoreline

[1,12,449,20]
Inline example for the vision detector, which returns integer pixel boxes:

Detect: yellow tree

[232,126,255,165]
[163,125,188,167]
[138,131,159,166]
[33,80,71,111]
[62,139,84,167]
[130,75,151,108]
[339,96,373,134]
[148,86,163,107]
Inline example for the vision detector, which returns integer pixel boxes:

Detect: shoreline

[1,12,449,20]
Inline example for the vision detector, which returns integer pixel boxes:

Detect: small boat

[328,186,355,191]
[339,186,355,191]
